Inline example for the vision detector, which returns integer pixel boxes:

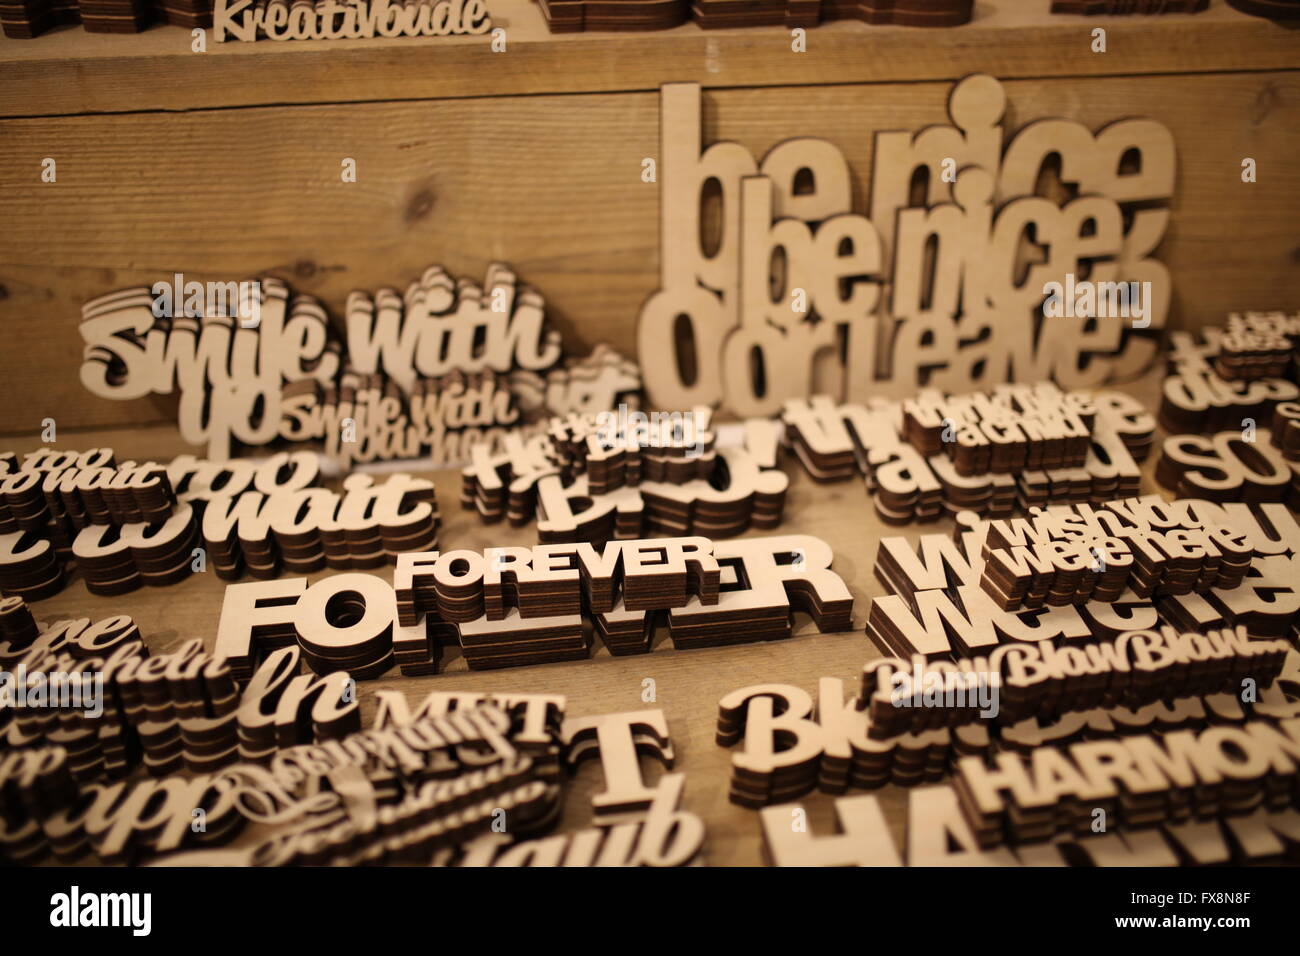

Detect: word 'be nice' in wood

[637,75,1174,416]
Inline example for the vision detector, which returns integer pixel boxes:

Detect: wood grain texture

[1,0,1297,118]
[1,71,1297,434]
[8,372,1186,866]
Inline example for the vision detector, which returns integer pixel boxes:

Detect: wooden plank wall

[0,71,1297,434]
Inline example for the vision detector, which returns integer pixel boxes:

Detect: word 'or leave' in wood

[637,75,1174,416]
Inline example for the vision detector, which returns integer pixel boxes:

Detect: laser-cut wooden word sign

[539,0,690,32]
[780,384,1152,523]
[79,264,565,462]
[462,412,787,543]
[562,709,675,819]
[371,692,690,865]
[692,0,972,30]
[439,774,705,866]
[4,703,537,865]
[1218,311,1298,380]
[5,643,359,788]
[155,703,708,868]
[0,0,208,39]
[977,499,1256,611]
[638,75,1174,416]
[720,647,1300,811]
[1,603,146,781]
[856,658,1279,742]
[213,0,491,42]
[1156,429,1298,506]
[281,346,641,471]
[762,786,1300,867]
[0,447,436,601]
[539,0,973,33]
[953,718,1300,849]
[373,688,567,776]
[1227,0,1300,20]
[1166,312,1300,382]
[0,594,370,779]
[214,533,853,677]
[157,707,700,867]
[1052,0,1207,13]
[719,654,1292,808]
[509,345,644,421]
[1160,312,1300,434]
[1158,367,1300,436]
[867,497,1300,666]
[902,382,1096,476]
[0,447,195,601]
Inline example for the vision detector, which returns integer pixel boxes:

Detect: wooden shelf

[1,0,1298,117]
